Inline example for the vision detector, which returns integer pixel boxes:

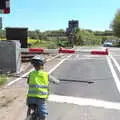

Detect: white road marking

[110,54,120,73]
[48,55,72,74]
[7,68,34,86]
[47,54,120,110]
[5,53,120,111]
[46,54,62,62]
[76,54,80,59]
[106,56,120,94]
[7,55,72,86]
[48,94,120,110]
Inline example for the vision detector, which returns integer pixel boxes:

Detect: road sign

[0,17,2,29]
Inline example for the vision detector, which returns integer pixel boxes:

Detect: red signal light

[3,8,10,13]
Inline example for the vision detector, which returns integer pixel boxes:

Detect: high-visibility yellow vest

[27,70,49,98]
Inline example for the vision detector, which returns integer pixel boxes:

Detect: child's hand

[49,75,60,84]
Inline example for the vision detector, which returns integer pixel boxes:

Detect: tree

[75,29,102,46]
[75,28,84,45]
[104,30,113,36]
[0,30,5,39]
[111,9,120,37]
[28,31,36,39]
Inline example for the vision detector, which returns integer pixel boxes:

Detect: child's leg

[39,103,48,120]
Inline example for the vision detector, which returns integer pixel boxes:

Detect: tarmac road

[1,47,120,120]
[48,47,120,120]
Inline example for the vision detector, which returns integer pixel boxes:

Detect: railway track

[21,52,56,62]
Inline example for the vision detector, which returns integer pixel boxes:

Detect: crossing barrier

[21,47,108,55]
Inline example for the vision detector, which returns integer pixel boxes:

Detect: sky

[1,0,120,31]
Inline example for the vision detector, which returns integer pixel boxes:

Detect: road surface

[1,47,120,120]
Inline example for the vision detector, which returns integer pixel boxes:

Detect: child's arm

[27,77,29,84]
[49,74,60,84]
[27,74,30,84]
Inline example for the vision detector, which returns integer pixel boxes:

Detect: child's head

[31,55,45,70]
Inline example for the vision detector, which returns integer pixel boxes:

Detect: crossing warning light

[0,0,10,14]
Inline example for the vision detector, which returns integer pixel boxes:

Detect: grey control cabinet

[0,40,21,73]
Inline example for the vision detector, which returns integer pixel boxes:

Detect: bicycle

[26,104,40,120]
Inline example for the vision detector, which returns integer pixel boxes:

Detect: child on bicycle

[26,55,59,120]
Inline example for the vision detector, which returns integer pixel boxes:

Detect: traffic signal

[68,20,79,29]
[0,0,10,14]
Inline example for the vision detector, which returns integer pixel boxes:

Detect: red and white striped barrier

[29,48,44,52]
[21,47,109,55]
[58,47,108,55]
[21,48,44,53]
[59,47,75,53]
[91,48,108,55]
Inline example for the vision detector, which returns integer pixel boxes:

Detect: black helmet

[31,55,45,65]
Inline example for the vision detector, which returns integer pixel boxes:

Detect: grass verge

[0,75,8,86]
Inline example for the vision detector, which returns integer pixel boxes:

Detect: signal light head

[0,0,10,14]
[3,8,10,13]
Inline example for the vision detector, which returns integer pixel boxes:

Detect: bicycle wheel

[25,114,32,120]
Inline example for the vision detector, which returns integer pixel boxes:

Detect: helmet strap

[40,65,44,69]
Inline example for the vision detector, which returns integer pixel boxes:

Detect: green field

[0,38,58,48]
[28,39,58,49]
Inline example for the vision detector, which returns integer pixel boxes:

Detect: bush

[47,44,57,49]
